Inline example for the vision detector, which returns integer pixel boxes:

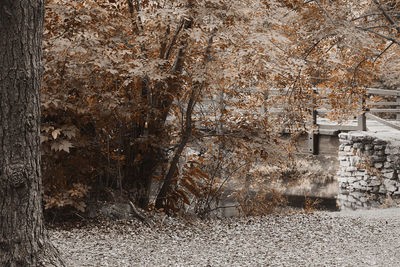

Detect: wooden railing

[267,87,400,154]
[363,88,400,131]
[267,87,400,130]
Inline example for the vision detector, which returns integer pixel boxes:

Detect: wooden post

[308,110,318,155]
[358,113,366,131]
[397,87,400,121]
[308,89,318,155]
[358,93,367,131]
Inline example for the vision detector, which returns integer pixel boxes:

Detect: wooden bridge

[266,87,400,155]
[195,87,399,155]
[307,87,400,155]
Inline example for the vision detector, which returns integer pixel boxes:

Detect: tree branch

[164,19,185,60]
[372,0,400,32]
[351,12,386,21]
[155,31,216,210]
[373,41,394,62]
[356,26,400,45]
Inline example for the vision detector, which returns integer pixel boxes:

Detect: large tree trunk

[0,1,64,266]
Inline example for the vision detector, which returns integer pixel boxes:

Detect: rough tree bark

[0,1,65,266]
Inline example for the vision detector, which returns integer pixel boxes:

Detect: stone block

[373,139,387,145]
[362,175,371,181]
[340,140,354,145]
[339,151,354,157]
[353,142,363,149]
[350,156,361,165]
[350,192,364,198]
[338,132,349,140]
[348,177,359,183]
[344,146,352,152]
[371,156,386,163]
[387,155,399,163]
[379,185,386,193]
[340,161,350,167]
[369,180,381,187]
[356,149,364,156]
[365,144,373,151]
[374,163,383,169]
[374,150,385,156]
[352,182,361,190]
[349,133,373,142]
[384,180,397,192]
[382,171,396,179]
[374,145,385,150]
[346,166,358,172]
[347,195,355,202]
[363,151,372,156]
[385,146,400,155]
[384,162,394,168]
[371,186,379,193]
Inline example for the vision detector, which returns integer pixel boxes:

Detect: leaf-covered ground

[50,208,400,266]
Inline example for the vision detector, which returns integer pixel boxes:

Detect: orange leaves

[40,0,399,216]
[44,183,90,212]
[51,129,62,139]
[187,164,210,180]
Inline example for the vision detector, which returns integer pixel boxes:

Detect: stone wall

[337,132,400,209]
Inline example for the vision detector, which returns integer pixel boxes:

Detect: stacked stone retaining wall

[337,132,400,209]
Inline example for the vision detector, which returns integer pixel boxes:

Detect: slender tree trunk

[155,85,198,209]
[0,1,64,266]
[155,30,214,210]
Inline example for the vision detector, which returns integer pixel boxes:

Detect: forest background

[40,0,400,218]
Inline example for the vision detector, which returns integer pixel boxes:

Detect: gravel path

[50,208,400,266]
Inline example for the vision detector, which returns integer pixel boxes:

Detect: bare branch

[373,41,394,62]
[362,24,393,30]
[357,26,400,45]
[349,39,394,86]
[164,19,185,60]
[287,33,336,99]
[372,0,400,33]
[351,12,386,21]
[350,56,371,87]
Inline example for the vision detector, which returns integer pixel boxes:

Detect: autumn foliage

[40,0,400,216]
